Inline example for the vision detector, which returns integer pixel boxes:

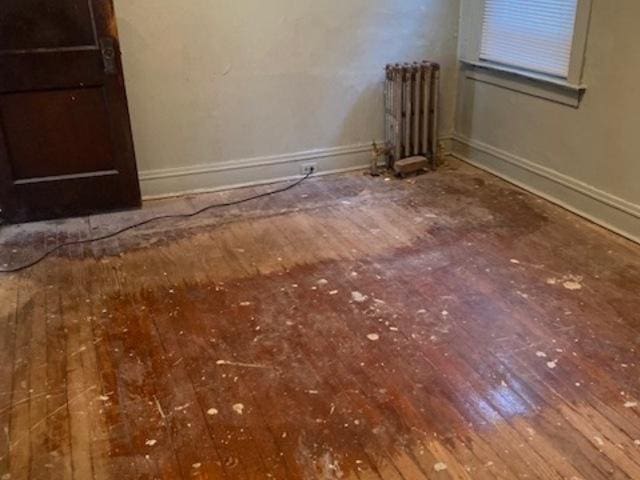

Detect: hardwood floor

[1,159,639,479]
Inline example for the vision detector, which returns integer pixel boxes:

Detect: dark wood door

[0,0,141,223]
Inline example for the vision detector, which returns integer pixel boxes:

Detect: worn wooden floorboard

[1,159,640,479]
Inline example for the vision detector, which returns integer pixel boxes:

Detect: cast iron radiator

[384,62,440,171]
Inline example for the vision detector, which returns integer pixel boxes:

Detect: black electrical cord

[0,173,312,274]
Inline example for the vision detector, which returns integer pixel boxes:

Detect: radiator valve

[371,141,391,177]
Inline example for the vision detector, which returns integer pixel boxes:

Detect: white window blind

[480,0,579,78]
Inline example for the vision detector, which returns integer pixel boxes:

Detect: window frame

[458,0,592,106]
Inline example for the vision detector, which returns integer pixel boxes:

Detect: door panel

[1,88,115,179]
[0,50,103,93]
[0,0,141,222]
[1,0,95,50]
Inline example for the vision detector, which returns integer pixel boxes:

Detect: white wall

[113,0,461,196]
[453,0,640,242]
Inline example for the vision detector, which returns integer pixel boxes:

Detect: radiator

[384,62,440,170]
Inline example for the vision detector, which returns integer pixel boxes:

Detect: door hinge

[99,37,118,75]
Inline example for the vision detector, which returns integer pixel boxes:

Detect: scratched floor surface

[1,159,640,479]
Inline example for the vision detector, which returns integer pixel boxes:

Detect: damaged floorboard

[1,159,640,479]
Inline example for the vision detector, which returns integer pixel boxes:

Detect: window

[458,0,592,106]
[480,0,578,79]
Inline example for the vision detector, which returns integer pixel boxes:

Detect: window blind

[480,0,579,78]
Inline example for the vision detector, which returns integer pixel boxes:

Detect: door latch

[99,37,118,75]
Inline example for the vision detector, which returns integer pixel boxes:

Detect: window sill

[460,60,587,108]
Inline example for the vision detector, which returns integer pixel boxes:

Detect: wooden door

[0,0,141,223]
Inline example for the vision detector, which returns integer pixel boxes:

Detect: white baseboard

[139,143,378,199]
[450,134,640,244]
[139,136,454,200]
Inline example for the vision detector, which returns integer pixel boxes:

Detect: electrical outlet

[300,163,317,175]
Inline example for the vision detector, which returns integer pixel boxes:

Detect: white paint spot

[367,333,380,342]
[510,259,521,264]
[145,439,157,447]
[233,403,245,415]
[624,401,638,409]
[417,309,427,314]
[317,279,329,286]
[239,302,252,307]
[593,436,604,447]
[207,408,219,416]
[547,360,558,369]
[536,351,547,358]
[563,281,583,291]
[192,463,202,469]
[329,290,339,296]
[441,310,449,317]
[434,462,448,472]
[389,326,399,332]
[351,291,368,303]
[547,275,584,291]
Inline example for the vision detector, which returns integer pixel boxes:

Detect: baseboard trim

[139,143,378,199]
[450,134,640,244]
[140,136,454,200]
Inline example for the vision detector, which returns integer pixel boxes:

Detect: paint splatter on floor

[434,462,448,472]
[563,281,583,291]
[351,291,368,303]
[546,275,584,291]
